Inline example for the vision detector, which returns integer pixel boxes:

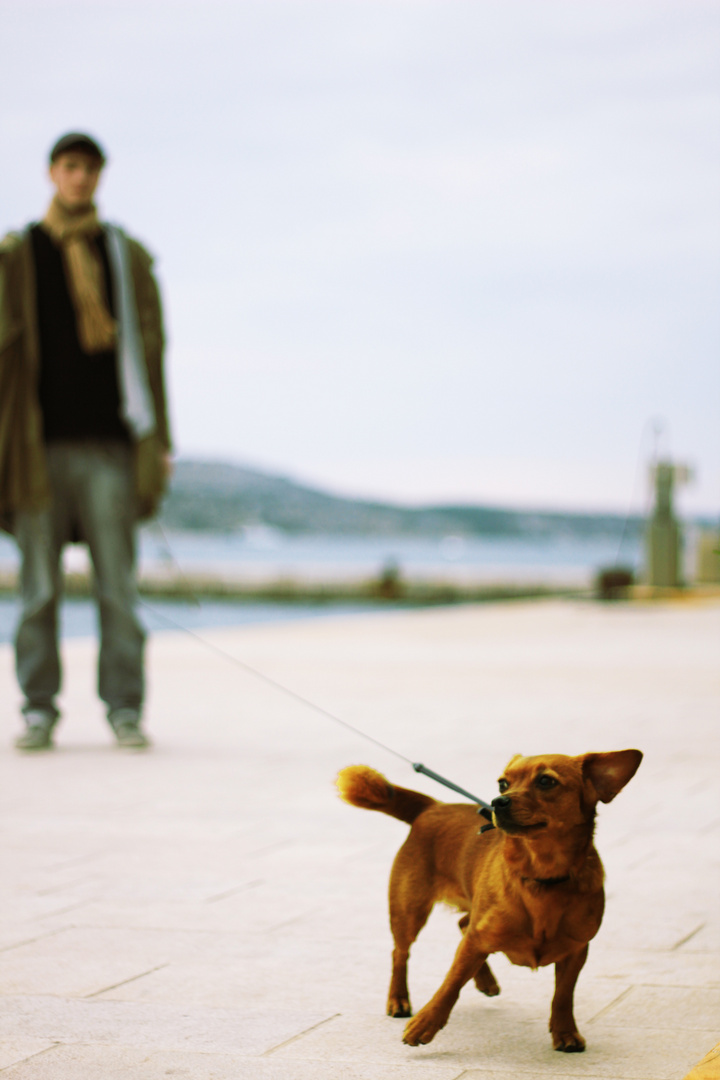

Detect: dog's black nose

[492,795,512,810]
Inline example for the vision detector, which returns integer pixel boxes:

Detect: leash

[410,763,493,822]
[140,597,495,825]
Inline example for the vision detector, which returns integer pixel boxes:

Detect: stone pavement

[0,598,718,1080]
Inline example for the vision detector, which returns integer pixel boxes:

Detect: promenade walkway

[0,597,718,1079]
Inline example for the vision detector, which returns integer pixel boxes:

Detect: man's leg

[13,471,69,749]
[75,442,149,747]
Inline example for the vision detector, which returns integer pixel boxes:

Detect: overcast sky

[2,0,719,514]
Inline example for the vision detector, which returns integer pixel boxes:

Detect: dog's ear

[581,750,643,803]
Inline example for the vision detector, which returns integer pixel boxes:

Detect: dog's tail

[336,765,436,825]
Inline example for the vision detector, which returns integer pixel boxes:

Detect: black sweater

[32,224,130,442]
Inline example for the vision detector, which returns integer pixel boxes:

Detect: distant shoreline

[159,459,653,539]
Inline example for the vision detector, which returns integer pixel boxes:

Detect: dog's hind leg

[387,896,433,1017]
[474,961,500,996]
[458,914,500,997]
[387,851,435,1018]
[549,945,588,1052]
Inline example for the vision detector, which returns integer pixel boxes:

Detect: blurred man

[0,133,172,749]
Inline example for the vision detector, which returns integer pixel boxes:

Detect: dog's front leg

[550,945,588,1052]
[403,932,487,1046]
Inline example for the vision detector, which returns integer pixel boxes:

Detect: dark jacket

[0,225,171,529]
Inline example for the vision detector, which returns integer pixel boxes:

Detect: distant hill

[159,459,644,541]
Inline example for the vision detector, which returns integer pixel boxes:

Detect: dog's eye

[536,775,558,790]
[498,779,509,793]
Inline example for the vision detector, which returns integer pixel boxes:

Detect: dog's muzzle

[491,795,515,828]
[491,795,547,834]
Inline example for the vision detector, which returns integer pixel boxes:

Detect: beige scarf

[42,195,117,353]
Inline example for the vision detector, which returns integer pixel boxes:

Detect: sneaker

[109,710,151,749]
[114,722,151,749]
[15,712,55,751]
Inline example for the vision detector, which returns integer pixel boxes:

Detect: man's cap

[49,132,107,164]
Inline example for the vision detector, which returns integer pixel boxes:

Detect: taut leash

[139,599,495,825]
[411,763,493,821]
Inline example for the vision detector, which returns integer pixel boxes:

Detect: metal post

[646,462,686,587]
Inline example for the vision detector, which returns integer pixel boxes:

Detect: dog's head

[491,749,643,837]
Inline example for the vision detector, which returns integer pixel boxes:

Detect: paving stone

[0,995,335,1056]
[0,927,201,998]
[587,946,720,989]
[0,1040,55,1071]
[0,1042,467,1079]
[595,910,716,954]
[680,923,720,952]
[589,985,720,1031]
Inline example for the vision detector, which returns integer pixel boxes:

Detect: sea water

[0,526,642,642]
[136,526,639,583]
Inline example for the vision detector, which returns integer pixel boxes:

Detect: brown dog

[337,749,642,1052]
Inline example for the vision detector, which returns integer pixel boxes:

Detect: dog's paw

[474,962,500,997]
[387,996,412,1018]
[402,1008,443,1046]
[552,1029,586,1053]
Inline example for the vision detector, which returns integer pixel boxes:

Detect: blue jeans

[14,441,145,722]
